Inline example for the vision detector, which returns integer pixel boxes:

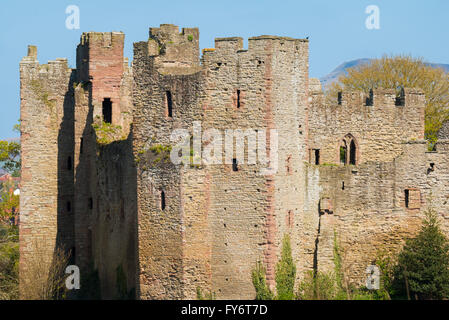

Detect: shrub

[275,235,296,300]
[297,270,336,300]
[251,261,274,300]
[20,242,70,300]
[392,206,449,300]
[0,224,19,300]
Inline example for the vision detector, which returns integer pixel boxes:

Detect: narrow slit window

[67,201,72,213]
[337,92,342,105]
[237,90,241,108]
[232,158,238,172]
[88,197,93,210]
[102,98,112,124]
[161,190,166,211]
[166,91,173,117]
[67,156,72,171]
[70,247,76,265]
[80,137,84,154]
[405,190,410,208]
[314,149,320,165]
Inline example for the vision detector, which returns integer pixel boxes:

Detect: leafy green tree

[327,56,449,145]
[275,235,296,300]
[393,207,449,300]
[0,141,20,177]
[0,180,19,222]
[251,261,274,300]
[0,122,21,177]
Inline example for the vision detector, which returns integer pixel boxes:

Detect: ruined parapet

[148,24,200,69]
[308,88,426,165]
[309,78,322,94]
[19,46,75,297]
[76,31,131,128]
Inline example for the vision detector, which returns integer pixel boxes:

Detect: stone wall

[304,140,449,285]
[308,88,425,165]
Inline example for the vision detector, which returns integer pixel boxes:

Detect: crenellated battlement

[312,87,425,111]
[145,24,199,68]
[201,35,308,61]
[79,31,125,48]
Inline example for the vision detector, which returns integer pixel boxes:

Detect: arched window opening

[350,140,357,165]
[340,135,358,166]
[340,144,347,165]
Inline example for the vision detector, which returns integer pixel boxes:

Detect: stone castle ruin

[19,24,449,299]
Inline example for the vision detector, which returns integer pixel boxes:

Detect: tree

[251,260,274,300]
[393,206,449,300]
[0,179,19,222]
[0,223,19,300]
[0,141,20,177]
[275,234,296,300]
[327,56,449,144]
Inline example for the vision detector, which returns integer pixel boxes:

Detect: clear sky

[0,0,448,139]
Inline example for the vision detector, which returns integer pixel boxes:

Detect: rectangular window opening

[102,98,112,124]
[67,156,72,171]
[232,158,238,172]
[314,149,320,165]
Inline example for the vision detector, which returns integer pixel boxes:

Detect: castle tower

[19,46,75,296]
[133,24,310,299]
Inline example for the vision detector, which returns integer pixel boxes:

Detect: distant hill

[320,58,449,89]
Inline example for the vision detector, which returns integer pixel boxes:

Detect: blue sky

[0,0,448,139]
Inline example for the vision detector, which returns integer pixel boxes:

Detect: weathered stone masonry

[19,24,449,299]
